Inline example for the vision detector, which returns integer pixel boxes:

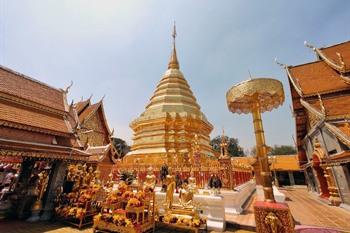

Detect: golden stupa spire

[168,22,180,69]
[220,128,228,158]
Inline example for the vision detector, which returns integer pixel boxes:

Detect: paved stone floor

[2,187,350,232]
[0,221,253,233]
[281,187,350,231]
[227,186,350,232]
[226,195,255,229]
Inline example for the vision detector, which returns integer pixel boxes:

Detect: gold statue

[83,166,94,186]
[165,168,176,210]
[105,172,114,190]
[144,166,156,192]
[178,180,194,208]
[37,171,49,201]
[93,169,101,185]
[188,170,198,194]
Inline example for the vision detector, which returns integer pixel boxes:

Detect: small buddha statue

[83,166,94,186]
[179,179,194,209]
[105,172,114,190]
[165,168,176,210]
[188,170,198,194]
[143,166,156,192]
[92,169,101,185]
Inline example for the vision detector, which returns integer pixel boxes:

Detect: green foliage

[111,137,130,159]
[210,135,244,157]
[250,145,296,156]
[270,145,296,155]
[119,171,135,185]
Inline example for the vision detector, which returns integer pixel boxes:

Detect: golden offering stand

[158,168,206,233]
[226,78,294,233]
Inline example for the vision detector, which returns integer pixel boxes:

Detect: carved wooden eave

[0,119,71,137]
[305,41,350,84]
[339,74,350,85]
[86,144,114,163]
[0,92,66,116]
[285,66,304,97]
[309,45,348,73]
[325,122,350,147]
[300,99,325,119]
[0,137,90,161]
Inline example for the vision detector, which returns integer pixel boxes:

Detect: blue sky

[0,1,349,152]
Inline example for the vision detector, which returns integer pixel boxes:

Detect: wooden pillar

[40,161,67,220]
[288,171,295,186]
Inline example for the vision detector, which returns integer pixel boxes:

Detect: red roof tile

[74,99,90,115]
[0,100,70,134]
[308,95,350,117]
[0,66,65,111]
[78,102,100,123]
[289,61,348,96]
[334,123,350,139]
[320,41,350,72]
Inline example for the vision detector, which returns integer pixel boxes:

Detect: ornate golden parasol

[226,78,284,202]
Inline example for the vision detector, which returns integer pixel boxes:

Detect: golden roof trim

[325,122,350,147]
[305,41,348,73]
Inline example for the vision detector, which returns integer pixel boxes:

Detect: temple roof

[0,65,66,111]
[319,40,350,73]
[78,102,100,123]
[0,65,77,136]
[0,100,71,135]
[75,98,111,135]
[288,61,348,96]
[285,40,350,165]
[75,99,91,115]
[308,95,350,119]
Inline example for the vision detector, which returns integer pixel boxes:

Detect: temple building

[0,65,117,219]
[282,40,350,208]
[0,65,89,219]
[74,98,118,180]
[123,26,214,166]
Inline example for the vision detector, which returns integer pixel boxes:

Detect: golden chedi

[124,25,213,166]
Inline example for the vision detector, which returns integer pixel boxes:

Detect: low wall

[256,185,286,202]
[221,180,256,214]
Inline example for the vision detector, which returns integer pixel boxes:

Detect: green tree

[270,145,296,155]
[111,137,130,159]
[250,145,296,156]
[210,136,244,157]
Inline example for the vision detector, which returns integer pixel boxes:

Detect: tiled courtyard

[0,221,253,233]
[1,187,350,233]
[282,187,350,231]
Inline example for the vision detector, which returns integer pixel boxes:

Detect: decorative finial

[172,21,177,42]
[110,128,115,137]
[336,52,345,68]
[317,93,326,116]
[100,94,106,102]
[274,57,287,69]
[304,41,316,51]
[88,94,93,101]
[168,22,180,69]
[63,81,73,93]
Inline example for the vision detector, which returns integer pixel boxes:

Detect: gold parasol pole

[251,97,274,202]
